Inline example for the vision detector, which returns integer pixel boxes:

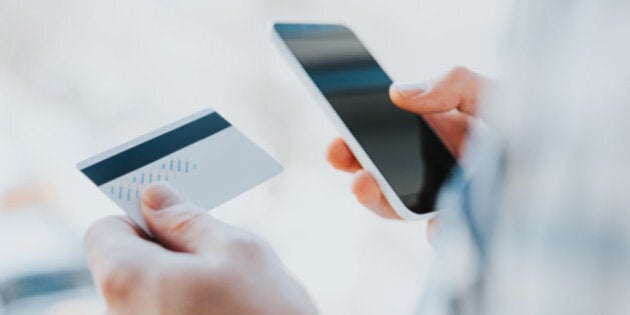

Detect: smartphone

[272,23,456,219]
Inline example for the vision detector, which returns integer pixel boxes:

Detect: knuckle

[448,66,470,78]
[353,184,371,205]
[160,203,206,235]
[225,233,267,261]
[326,144,342,166]
[354,188,374,207]
[429,86,461,108]
[100,259,145,303]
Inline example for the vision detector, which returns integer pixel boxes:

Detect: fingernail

[391,82,430,98]
[141,183,183,211]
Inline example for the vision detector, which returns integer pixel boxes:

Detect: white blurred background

[0,0,509,314]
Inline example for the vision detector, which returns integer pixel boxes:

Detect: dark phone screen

[275,23,455,214]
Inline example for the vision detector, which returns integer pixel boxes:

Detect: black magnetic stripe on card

[81,112,231,185]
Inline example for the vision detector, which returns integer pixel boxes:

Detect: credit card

[77,109,283,233]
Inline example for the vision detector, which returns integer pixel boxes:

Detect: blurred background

[0,0,509,314]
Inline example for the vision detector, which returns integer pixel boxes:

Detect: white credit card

[77,109,283,233]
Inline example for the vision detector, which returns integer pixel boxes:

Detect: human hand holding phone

[326,67,485,228]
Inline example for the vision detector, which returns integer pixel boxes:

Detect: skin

[326,66,484,235]
[85,66,484,314]
[85,184,318,315]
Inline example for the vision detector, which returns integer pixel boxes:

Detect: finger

[84,216,167,288]
[326,137,362,173]
[141,183,228,255]
[351,170,401,219]
[390,66,481,116]
[422,110,471,158]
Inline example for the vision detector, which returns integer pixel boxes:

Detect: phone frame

[271,22,437,220]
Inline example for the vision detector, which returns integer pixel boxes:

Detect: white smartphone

[272,23,456,220]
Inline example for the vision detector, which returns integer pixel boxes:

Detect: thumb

[389,82,435,113]
[389,82,430,100]
[390,81,463,115]
[141,183,221,254]
[390,67,483,116]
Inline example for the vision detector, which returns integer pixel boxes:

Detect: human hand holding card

[77,109,283,233]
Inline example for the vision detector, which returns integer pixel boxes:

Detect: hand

[85,183,317,315]
[326,66,485,224]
